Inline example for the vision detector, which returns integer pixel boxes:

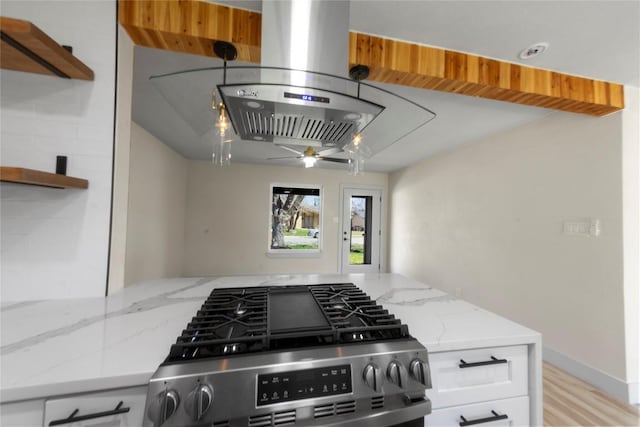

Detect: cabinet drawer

[44,386,146,427]
[427,345,528,408]
[426,396,529,427]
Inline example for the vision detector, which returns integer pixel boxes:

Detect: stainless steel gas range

[143,283,432,426]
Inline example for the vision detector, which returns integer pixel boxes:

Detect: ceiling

[131,1,640,173]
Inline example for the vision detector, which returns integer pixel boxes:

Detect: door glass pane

[350,196,372,265]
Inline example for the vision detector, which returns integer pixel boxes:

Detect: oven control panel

[257,364,352,406]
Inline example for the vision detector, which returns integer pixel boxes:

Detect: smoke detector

[519,42,549,60]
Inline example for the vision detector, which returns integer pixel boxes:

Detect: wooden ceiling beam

[118,0,624,116]
[349,33,623,116]
[118,0,261,63]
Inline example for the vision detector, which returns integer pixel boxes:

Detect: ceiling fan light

[303,156,317,168]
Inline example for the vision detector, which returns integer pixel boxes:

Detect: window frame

[267,183,323,257]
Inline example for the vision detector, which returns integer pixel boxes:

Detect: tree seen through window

[270,186,321,250]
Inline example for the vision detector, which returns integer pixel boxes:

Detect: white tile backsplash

[0,1,117,301]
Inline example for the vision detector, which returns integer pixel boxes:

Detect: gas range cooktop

[144,283,431,427]
[167,283,410,362]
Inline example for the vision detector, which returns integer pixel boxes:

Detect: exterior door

[340,187,382,273]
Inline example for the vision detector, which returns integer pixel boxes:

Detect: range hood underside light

[219,84,384,150]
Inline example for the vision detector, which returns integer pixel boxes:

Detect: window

[270,185,322,252]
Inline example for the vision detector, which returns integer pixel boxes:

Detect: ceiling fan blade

[318,157,350,164]
[267,156,302,160]
[317,147,341,156]
[274,145,304,155]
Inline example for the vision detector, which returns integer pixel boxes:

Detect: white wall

[183,162,387,276]
[390,111,629,387]
[124,123,187,285]
[0,1,116,301]
[622,86,640,403]
[108,26,135,294]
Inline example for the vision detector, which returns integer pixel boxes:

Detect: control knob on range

[387,360,408,388]
[362,362,383,392]
[410,358,431,387]
[148,389,180,426]
[185,383,213,421]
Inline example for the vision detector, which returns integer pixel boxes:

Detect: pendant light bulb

[348,157,365,176]
[210,41,237,168]
[212,102,232,167]
[216,103,230,135]
[345,133,370,175]
[212,133,231,166]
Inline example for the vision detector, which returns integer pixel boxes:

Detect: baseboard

[629,382,639,405]
[543,347,637,405]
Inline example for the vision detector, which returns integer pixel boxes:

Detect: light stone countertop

[0,273,541,406]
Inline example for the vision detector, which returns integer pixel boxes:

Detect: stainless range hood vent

[219,83,384,149]
[239,112,355,146]
[301,118,353,143]
[241,111,299,139]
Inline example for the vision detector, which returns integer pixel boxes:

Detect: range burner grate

[166,283,409,363]
[311,284,408,343]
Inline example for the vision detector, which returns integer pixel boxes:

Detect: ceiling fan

[268,145,350,168]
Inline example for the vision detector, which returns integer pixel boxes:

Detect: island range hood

[217,1,383,150]
[149,0,436,160]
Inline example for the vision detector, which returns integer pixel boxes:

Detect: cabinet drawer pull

[49,401,130,426]
[459,410,509,426]
[459,356,507,368]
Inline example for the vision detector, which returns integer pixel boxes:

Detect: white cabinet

[427,396,529,427]
[425,345,530,427]
[1,399,45,426]
[42,386,147,427]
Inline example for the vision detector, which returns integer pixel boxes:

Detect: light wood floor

[544,362,640,426]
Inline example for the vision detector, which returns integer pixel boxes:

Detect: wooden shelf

[0,167,89,189]
[0,17,94,80]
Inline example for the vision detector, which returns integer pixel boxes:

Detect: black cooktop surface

[165,283,410,363]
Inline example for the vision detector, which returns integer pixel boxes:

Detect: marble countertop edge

[425,332,542,353]
[0,373,151,404]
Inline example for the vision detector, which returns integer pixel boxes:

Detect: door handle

[49,401,130,426]
[459,410,508,426]
[458,356,507,369]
